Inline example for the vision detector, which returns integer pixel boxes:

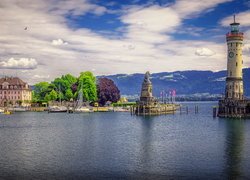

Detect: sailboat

[74,83,93,113]
[48,85,67,113]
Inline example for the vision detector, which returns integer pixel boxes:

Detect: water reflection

[224,119,244,179]
[138,116,154,172]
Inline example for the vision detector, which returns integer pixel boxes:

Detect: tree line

[32,71,120,106]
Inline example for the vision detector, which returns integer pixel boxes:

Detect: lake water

[0,102,250,179]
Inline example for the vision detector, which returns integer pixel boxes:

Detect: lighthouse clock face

[229,51,234,58]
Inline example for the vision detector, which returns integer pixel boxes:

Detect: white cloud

[121,5,181,33]
[220,11,250,27]
[32,74,50,79]
[195,48,216,57]
[47,0,107,16]
[0,0,239,84]
[0,58,38,69]
[243,43,250,52]
[173,0,233,18]
[52,39,68,46]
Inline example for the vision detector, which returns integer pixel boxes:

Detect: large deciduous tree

[33,72,97,103]
[52,74,77,101]
[78,71,97,102]
[33,82,50,101]
[97,78,120,106]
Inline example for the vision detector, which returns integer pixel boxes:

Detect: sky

[0,0,250,84]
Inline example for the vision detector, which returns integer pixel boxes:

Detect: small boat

[48,85,68,113]
[48,106,67,113]
[12,107,27,112]
[113,107,130,112]
[75,106,93,113]
[1,108,12,115]
[93,107,109,112]
[3,111,12,115]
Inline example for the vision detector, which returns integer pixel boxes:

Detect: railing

[226,32,244,38]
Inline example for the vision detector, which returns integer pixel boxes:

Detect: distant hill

[98,68,250,97]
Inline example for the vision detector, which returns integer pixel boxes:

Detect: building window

[231,43,232,47]
[236,43,238,47]
[230,71,232,76]
[236,62,238,66]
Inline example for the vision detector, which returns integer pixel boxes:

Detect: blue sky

[0,0,250,84]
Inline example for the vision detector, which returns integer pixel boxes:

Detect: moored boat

[48,106,67,113]
[3,110,12,115]
[75,106,93,113]
[12,107,28,112]
[1,108,12,115]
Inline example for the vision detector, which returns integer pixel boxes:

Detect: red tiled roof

[0,77,27,85]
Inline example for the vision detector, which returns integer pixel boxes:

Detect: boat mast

[59,84,62,105]
[76,81,83,108]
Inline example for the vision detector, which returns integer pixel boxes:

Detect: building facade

[0,77,32,107]
[218,16,250,118]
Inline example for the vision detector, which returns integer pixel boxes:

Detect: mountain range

[99,68,250,97]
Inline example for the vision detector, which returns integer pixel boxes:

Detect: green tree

[62,74,77,85]
[78,71,97,102]
[52,74,77,101]
[32,91,39,102]
[58,92,64,102]
[44,93,51,102]
[33,82,50,101]
[49,89,58,101]
[65,88,73,101]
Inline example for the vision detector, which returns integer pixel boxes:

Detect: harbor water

[0,102,250,179]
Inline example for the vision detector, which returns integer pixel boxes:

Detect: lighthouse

[218,16,250,118]
[225,15,244,100]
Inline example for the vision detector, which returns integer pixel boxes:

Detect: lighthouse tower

[217,16,250,118]
[225,15,244,100]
